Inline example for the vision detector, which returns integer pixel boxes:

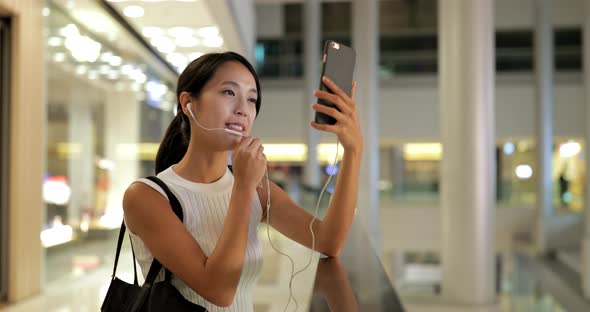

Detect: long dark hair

[155,52,262,174]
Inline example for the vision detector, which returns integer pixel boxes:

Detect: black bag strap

[111,220,127,279]
[143,175,185,284]
[129,235,139,285]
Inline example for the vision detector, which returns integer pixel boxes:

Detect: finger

[310,121,339,134]
[314,90,351,114]
[322,76,352,103]
[312,103,346,122]
[235,136,254,152]
[246,138,262,152]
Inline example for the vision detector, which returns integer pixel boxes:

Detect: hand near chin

[231,136,267,189]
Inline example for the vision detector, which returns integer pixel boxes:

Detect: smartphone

[315,40,356,125]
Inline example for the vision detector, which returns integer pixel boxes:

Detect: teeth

[227,124,243,131]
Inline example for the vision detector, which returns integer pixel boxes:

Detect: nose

[235,97,249,117]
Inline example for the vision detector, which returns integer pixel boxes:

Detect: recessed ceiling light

[196,26,219,38]
[123,5,144,18]
[202,36,223,48]
[142,26,164,37]
[175,37,199,48]
[48,37,63,47]
[166,53,187,66]
[53,53,66,63]
[168,27,194,38]
[187,52,204,60]
[151,36,176,53]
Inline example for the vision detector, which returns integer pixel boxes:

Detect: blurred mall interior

[1,0,590,311]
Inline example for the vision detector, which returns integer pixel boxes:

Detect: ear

[178,91,194,115]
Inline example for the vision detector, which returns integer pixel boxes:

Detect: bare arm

[124,181,255,307]
[260,77,363,257]
[124,136,267,307]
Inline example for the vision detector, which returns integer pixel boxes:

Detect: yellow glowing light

[403,143,442,161]
[56,142,82,159]
[317,143,344,163]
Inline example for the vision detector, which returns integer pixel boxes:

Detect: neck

[174,140,229,183]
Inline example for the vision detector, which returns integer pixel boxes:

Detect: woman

[123,52,363,310]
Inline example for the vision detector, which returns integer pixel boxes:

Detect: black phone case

[315,40,356,125]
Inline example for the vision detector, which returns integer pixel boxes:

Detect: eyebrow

[221,81,258,94]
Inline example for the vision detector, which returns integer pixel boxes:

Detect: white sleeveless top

[126,165,264,311]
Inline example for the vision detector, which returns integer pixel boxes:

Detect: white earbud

[186,102,244,137]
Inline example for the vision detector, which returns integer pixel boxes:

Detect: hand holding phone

[315,40,356,125]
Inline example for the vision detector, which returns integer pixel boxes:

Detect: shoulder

[123,181,173,234]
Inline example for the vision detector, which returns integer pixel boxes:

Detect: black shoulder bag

[101,176,207,312]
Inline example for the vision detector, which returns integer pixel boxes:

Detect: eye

[222,90,235,96]
[248,98,257,104]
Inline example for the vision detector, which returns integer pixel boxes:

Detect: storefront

[42,0,177,281]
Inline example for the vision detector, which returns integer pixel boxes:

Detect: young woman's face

[192,61,258,146]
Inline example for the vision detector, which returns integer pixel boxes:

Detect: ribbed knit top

[127,165,264,311]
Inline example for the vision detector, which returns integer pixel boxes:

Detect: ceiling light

[100,52,114,62]
[142,26,164,37]
[142,0,165,2]
[176,0,199,2]
[559,141,581,158]
[53,53,66,62]
[175,37,199,48]
[88,71,99,80]
[123,5,144,18]
[196,26,219,37]
[75,65,87,75]
[65,35,102,62]
[99,65,111,74]
[166,53,187,66]
[48,37,63,47]
[515,165,533,180]
[109,56,122,67]
[168,27,194,38]
[151,36,176,53]
[60,24,79,37]
[202,36,224,48]
[187,52,204,61]
[108,70,120,80]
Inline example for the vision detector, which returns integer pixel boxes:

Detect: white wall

[253,74,586,143]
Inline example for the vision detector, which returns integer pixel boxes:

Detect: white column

[439,0,496,305]
[103,91,140,227]
[67,98,95,226]
[304,0,321,189]
[353,0,380,248]
[534,0,554,254]
[581,0,590,299]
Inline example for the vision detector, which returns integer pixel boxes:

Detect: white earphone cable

[187,105,339,312]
